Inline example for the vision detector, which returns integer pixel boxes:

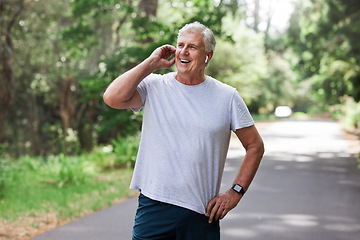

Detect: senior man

[103,22,264,240]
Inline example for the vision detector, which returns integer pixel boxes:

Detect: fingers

[220,208,230,220]
[163,44,176,52]
[206,191,241,223]
[160,56,175,69]
[167,57,175,67]
[207,197,227,223]
[149,45,176,70]
[207,198,218,223]
[160,45,176,59]
[206,197,216,216]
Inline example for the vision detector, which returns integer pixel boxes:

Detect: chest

[144,83,231,136]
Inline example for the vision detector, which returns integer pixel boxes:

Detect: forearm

[233,141,264,191]
[206,142,264,223]
[103,57,155,107]
[103,45,176,109]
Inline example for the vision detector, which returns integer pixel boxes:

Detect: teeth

[180,59,190,63]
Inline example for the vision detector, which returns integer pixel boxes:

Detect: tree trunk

[59,77,76,136]
[264,0,274,51]
[28,93,41,155]
[138,0,158,17]
[0,0,24,142]
[75,98,98,152]
[253,0,260,32]
[0,52,13,142]
[0,0,24,143]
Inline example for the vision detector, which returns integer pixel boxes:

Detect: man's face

[175,31,207,76]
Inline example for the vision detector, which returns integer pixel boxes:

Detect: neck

[175,71,206,85]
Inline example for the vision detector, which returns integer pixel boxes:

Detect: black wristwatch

[231,184,246,196]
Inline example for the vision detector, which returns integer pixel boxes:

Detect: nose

[179,46,189,56]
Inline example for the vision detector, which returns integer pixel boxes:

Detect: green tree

[206,22,267,110]
[0,0,24,143]
[288,0,360,107]
[3,0,304,158]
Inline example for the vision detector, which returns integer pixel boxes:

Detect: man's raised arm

[103,45,176,109]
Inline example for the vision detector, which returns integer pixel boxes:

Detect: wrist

[231,184,246,196]
[143,57,158,73]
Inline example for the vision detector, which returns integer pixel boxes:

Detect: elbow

[103,90,121,109]
[256,139,265,163]
[259,140,265,157]
[103,90,130,109]
[103,91,113,108]
[251,139,265,160]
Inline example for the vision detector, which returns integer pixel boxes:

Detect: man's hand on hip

[206,189,242,223]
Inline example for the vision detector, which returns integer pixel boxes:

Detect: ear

[207,51,214,63]
[205,51,214,65]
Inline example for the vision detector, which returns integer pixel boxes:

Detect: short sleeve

[230,90,255,131]
[130,75,152,112]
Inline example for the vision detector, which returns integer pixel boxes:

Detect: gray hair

[178,22,216,53]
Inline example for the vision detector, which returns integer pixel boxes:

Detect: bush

[0,154,134,223]
[43,154,97,188]
[332,96,360,134]
[0,159,10,199]
[111,134,140,168]
[86,145,116,170]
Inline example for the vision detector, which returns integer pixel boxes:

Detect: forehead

[177,31,205,47]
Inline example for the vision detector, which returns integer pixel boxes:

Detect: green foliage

[98,107,143,140]
[252,114,277,122]
[0,159,10,199]
[42,154,96,188]
[3,0,359,159]
[85,145,114,170]
[206,22,267,106]
[0,156,134,221]
[331,96,360,134]
[290,112,311,121]
[111,134,140,168]
[287,0,360,107]
[40,124,82,155]
[61,21,98,57]
[255,51,301,113]
[0,139,138,220]
[2,0,360,231]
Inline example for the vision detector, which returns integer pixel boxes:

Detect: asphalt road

[32,119,360,240]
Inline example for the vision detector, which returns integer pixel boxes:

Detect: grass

[0,135,139,239]
[0,165,134,221]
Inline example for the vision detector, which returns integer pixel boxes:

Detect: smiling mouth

[180,59,191,63]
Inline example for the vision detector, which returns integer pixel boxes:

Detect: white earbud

[205,56,208,63]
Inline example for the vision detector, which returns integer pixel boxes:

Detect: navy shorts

[132,194,220,240]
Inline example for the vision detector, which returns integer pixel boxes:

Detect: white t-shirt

[130,73,254,214]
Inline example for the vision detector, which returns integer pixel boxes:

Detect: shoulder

[142,72,174,85]
[207,76,237,95]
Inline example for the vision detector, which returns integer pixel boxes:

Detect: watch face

[233,184,242,192]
